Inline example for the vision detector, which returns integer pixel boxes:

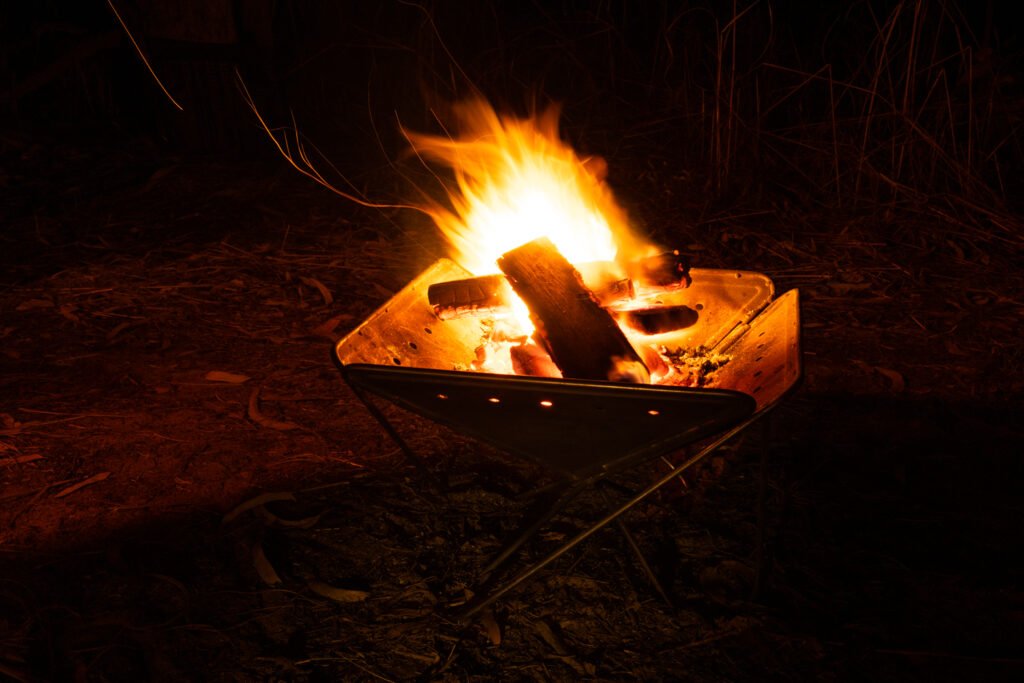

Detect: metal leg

[598,486,673,608]
[751,415,773,600]
[349,383,440,493]
[457,413,764,619]
[481,480,586,577]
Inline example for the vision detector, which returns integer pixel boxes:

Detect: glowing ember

[405,99,655,277]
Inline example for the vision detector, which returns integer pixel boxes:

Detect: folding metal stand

[334,259,801,616]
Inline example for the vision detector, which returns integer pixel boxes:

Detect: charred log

[428,271,634,319]
[497,237,649,383]
[427,274,514,320]
[509,343,562,378]
[427,250,688,320]
[625,250,691,288]
[615,304,699,335]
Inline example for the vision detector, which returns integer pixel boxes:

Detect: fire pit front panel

[336,259,481,371]
[342,364,756,478]
[334,259,800,477]
[622,269,774,351]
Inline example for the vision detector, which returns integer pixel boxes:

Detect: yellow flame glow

[405,99,652,276]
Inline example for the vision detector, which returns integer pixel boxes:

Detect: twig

[106,0,183,110]
[53,472,111,499]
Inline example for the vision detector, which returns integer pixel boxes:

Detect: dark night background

[1,1,1023,681]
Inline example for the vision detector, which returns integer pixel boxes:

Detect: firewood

[428,271,634,319]
[615,304,699,335]
[509,343,562,378]
[625,250,691,288]
[427,274,514,320]
[594,276,635,304]
[497,238,650,383]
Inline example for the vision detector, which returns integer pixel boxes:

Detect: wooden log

[427,274,514,320]
[615,304,699,335]
[595,276,635,304]
[509,343,562,378]
[625,249,691,288]
[497,238,650,383]
[428,249,688,320]
[428,271,633,320]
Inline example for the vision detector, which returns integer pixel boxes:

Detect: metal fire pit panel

[334,259,800,479]
[336,259,484,372]
[336,260,776,374]
[710,289,801,410]
[342,364,756,479]
[626,268,775,351]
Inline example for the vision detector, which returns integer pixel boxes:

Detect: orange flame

[405,99,653,276]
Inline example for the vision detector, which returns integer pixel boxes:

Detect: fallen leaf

[16,299,53,311]
[259,507,322,529]
[826,281,872,294]
[204,370,251,384]
[549,654,595,677]
[0,413,21,436]
[874,366,906,392]
[222,491,295,524]
[479,610,502,645]
[300,276,334,305]
[252,543,282,586]
[53,471,110,498]
[247,387,300,431]
[58,304,81,324]
[532,619,568,655]
[308,580,369,603]
[106,321,134,342]
[310,314,353,339]
[0,454,44,466]
[853,360,906,392]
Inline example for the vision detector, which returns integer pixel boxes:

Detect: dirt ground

[1,133,1023,681]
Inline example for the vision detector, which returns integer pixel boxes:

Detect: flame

[405,99,652,277]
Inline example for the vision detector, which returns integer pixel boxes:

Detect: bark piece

[497,238,649,383]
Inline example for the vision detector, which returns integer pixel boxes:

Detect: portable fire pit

[334,254,800,614]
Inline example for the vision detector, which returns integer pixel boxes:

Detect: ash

[659,346,732,388]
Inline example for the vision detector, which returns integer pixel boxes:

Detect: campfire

[329,99,800,615]
[407,100,709,386]
[338,99,800,411]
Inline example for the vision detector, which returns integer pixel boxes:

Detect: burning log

[497,238,650,383]
[593,276,635,304]
[616,304,699,335]
[510,343,562,378]
[427,250,686,319]
[427,274,514,320]
[624,249,691,288]
[428,271,633,320]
